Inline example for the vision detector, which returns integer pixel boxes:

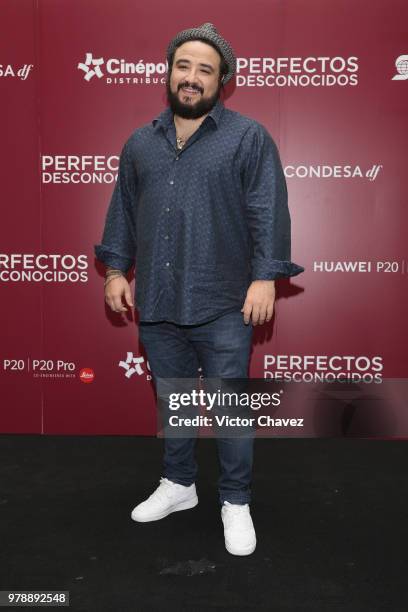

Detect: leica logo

[79,368,95,383]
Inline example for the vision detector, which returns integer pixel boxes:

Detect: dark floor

[1,435,408,611]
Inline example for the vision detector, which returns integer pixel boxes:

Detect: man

[94,23,304,556]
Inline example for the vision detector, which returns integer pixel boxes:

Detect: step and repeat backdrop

[1,0,407,435]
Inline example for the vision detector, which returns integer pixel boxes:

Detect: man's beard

[166,76,221,119]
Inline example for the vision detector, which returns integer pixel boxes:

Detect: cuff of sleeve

[94,244,134,274]
[251,259,305,281]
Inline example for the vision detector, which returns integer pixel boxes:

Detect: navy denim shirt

[94,98,304,325]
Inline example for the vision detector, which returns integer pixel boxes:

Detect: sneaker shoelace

[147,477,176,504]
[223,502,252,529]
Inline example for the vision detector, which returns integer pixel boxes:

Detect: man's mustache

[178,83,203,94]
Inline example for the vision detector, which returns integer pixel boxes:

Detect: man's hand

[241,280,276,325]
[104,276,134,313]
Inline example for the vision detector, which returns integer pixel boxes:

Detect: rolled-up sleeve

[241,124,305,281]
[94,139,137,274]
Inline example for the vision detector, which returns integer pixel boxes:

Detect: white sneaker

[131,477,198,522]
[221,501,257,556]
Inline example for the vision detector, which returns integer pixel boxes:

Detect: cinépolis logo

[77,52,167,85]
[0,254,88,283]
[264,354,384,383]
[119,352,152,380]
[41,155,119,184]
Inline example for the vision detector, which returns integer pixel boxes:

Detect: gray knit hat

[166,22,236,85]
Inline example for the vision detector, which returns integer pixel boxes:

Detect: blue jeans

[138,309,254,505]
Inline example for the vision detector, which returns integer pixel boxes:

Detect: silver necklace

[176,136,185,150]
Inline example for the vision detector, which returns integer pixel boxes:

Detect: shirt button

[165,207,170,212]
[169,180,174,185]
[164,234,169,240]
[175,156,179,161]
[165,262,170,267]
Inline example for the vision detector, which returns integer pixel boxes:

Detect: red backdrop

[1,0,407,435]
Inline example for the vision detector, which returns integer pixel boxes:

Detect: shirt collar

[152,97,225,130]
